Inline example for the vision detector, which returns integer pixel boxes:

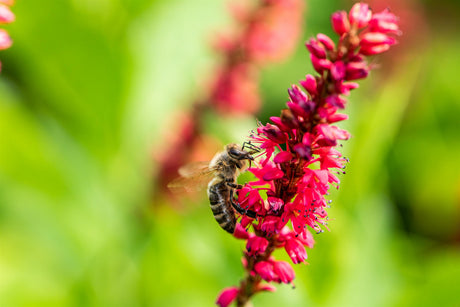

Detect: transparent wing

[167,162,217,193]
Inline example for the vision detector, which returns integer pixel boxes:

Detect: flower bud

[254,261,277,282]
[261,124,287,143]
[299,74,318,96]
[349,2,372,29]
[0,29,11,50]
[270,116,290,132]
[310,54,332,73]
[288,84,308,105]
[330,61,346,81]
[331,11,350,35]
[262,167,284,181]
[285,238,308,264]
[216,287,239,307]
[0,4,14,24]
[273,261,295,284]
[280,108,299,129]
[317,33,335,50]
[325,94,346,109]
[274,151,293,163]
[369,9,400,34]
[293,143,312,160]
[360,44,391,55]
[360,32,396,46]
[246,235,269,256]
[305,38,327,59]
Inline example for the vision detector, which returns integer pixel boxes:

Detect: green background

[1,0,460,306]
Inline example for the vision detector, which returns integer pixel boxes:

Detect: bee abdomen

[208,182,236,233]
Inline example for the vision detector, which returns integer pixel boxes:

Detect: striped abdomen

[207,180,236,233]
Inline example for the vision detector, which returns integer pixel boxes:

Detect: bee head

[226,143,254,161]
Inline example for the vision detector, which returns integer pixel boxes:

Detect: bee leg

[229,188,256,219]
[226,182,243,189]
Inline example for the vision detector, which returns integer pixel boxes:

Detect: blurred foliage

[1,0,460,306]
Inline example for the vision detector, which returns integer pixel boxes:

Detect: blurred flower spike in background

[156,0,304,194]
[0,0,14,70]
[217,3,401,306]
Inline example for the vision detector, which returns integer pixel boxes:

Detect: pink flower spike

[273,261,295,284]
[300,74,318,96]
[0,4,14,24]
[331,11,350,35]
[285,239,308,264]
[0,29,11,50]
[254,261,277,282]
[317,33,335,50]
[216,287,239,307]
[349,3,372,29]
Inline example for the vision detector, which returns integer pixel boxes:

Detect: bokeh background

[1,0,460,306]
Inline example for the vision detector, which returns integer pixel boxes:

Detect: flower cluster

[0,0,14,70]
[157,0,304,193]
[217,3,400,306]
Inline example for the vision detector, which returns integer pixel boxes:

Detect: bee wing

[178,161,211,177]
[167,162,217,193]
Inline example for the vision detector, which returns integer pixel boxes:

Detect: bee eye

[229,148,241,158]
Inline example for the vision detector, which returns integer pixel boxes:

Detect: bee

[168,143,258,233]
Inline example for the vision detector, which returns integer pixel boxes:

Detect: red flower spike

[216,287,239,307]
[221,3,401,304]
